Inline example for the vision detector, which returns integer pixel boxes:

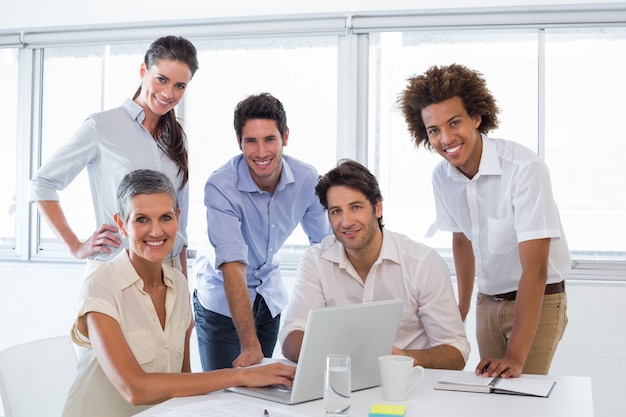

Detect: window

[5,9,626,278]
[33,37,338,257]
[0,48,18,252]
[184,36,339,249]
[368,28,625,265]
[544,27,626,259]
[368,30,538,253]
[37,44,146,255]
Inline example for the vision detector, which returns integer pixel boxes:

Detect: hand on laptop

[239,362,296,388]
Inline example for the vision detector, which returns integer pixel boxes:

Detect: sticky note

[368,403,406,416]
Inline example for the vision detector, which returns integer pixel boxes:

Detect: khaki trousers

[475,291,568,375]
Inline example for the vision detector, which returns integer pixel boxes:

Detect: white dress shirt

[432,135,570,295]
[279,228,470,361]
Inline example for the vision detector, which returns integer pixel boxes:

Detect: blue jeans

[193,290,280,371]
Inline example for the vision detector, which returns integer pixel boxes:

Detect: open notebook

[227,299,405,404]
[435,371,557,397]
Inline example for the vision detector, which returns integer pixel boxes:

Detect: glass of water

[324,353,351,417]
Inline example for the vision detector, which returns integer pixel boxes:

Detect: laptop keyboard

[266,384,291,392]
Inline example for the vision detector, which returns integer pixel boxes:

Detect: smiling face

[239,118,289,193]
[421,96,484,179]
[327,185,383,256]
[114,193,180,269]
[134,58,192,125]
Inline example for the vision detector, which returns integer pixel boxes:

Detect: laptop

[227,299,404,404]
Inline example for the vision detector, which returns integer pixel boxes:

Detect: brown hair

[316,159,384,229]
[132,36,199,188]
[233,93,288,143]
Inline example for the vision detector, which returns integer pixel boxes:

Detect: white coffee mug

[378,355,425,401]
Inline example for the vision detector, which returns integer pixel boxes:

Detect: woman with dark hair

[30,35,198,275]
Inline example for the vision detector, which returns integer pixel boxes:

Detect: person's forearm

[117,365,255,405]
[282,330,304,363]
[221,262,261,351]
[35,200,80,253]
[505,238,550,367]
[505,273,546,367]
[400,344,465,370]
[452,232,475,320]
[179,247,188,279]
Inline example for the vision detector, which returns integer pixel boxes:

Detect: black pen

[264,409,270,417]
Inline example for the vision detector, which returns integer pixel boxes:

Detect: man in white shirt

[279,160,469,369]
[398,63,570,377]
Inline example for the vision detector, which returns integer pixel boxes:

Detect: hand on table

[476,357,523,379]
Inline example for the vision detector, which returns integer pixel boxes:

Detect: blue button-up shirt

[194,154,332,317]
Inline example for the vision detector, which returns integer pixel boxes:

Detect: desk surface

[133,369,594,417]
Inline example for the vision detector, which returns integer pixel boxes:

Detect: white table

[133,369,594,416]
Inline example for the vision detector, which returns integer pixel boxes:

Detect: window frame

[1,4,624,280]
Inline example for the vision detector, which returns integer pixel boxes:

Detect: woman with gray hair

[62,169,295,417]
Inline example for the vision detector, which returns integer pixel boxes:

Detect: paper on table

[144,399,310,417]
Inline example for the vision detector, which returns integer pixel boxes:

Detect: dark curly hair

[315,159,384,230]
[398,63,500,151]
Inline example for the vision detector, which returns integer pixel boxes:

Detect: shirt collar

[122,98,145,124]
[111,249,174,291]
[236,155,295,193]
[447,134,501,181]
[321,228,401,268]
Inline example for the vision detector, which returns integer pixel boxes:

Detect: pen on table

[264,409,269,417]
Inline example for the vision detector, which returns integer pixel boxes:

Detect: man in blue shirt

[193,93,332,370]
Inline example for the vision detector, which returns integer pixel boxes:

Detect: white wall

[2,0,626,31]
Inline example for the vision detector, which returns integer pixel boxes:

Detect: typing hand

[244,363,296,388]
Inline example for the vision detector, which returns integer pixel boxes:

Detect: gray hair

[116,169,178,223]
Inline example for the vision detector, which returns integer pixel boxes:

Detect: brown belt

[488,281,565,302]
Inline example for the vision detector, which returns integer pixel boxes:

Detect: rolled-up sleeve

[408,250,471,362]
[30,118,98,201]
[205,181,248,268]
[278,245,326,344]
[176,181,189,245]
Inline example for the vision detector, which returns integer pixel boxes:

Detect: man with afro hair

[399,64,570,378]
